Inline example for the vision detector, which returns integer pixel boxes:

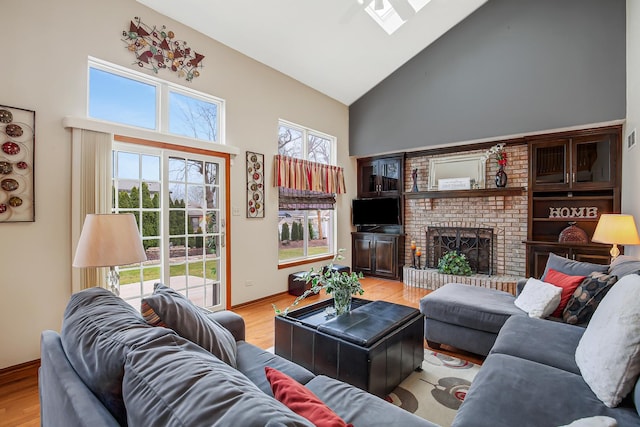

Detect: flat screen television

[352,197,401,226]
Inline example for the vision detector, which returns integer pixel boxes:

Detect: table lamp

[591,214,640,260]
[73,213,147,295]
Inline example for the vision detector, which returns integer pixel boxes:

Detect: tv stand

[352,231,404,280]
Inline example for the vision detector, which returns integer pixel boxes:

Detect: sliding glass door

[113,143,226,311]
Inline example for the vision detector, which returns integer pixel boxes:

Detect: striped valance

[273,155,346,194]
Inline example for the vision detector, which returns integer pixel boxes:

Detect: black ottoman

[288,271,312,296]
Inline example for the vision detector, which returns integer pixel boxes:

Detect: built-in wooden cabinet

[530,132,618,191]
[357,154,403,198]
[352,232,404,280]
[353,154,405,279]
[525,126,622,277]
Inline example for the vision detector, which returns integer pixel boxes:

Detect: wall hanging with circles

[0,105,34,222]
[246,151,264,218]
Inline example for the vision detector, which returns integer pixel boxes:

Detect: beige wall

[0,0,352,369]
[625,0,640,257]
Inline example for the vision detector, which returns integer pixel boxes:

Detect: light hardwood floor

[0,277,482,426]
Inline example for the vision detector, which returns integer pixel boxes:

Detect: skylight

[361,0,431,35]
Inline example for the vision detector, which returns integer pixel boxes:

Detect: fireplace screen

[426,226,494,275]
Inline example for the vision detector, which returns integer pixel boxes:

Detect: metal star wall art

[122,17,205,81]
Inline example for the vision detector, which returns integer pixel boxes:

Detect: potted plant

[437,251,473,276]
[274,249,364,317]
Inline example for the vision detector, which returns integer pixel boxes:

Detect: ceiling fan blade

[388,0,416,21]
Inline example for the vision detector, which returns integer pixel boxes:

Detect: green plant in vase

[437,251,473,276]
[273,249,364,317]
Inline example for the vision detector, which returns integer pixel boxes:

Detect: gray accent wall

[349,0,626,157]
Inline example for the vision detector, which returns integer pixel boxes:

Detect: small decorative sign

[438,177,471,191]
[122,17,205,81]
[548,206,598,219]
[246,152,264,218]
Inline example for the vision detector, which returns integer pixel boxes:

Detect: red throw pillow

[544,268,587,317]
[265,367,353,427]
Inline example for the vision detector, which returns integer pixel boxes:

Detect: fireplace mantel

[404,187,525,199]
[405,187,526,210]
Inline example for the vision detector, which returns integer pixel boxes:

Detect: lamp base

[609,243,621,260]
[107,266,120,296]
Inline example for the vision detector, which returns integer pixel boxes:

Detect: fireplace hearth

[426,226,494,275]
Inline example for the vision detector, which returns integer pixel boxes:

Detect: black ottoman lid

[317,301,420,347]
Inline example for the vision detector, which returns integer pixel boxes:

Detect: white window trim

[63,116,239,157]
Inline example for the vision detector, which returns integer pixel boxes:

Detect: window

[363,0,432,35]
[88,58,223,143]
[278,121,336,263]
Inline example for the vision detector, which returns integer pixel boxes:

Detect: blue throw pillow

[141,283,237,367]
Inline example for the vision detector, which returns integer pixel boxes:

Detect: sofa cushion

[122,333,314,427]
[452,353,640,427]
[420,283,523,333]
[141,283,237,367]
[306,375,437,427]
[236,341,315,396]
[559,416,618,427]
[60,287,174,425]
[575,273,640,407]
[562,272,618,325]
[608,255,640,278]
[514,278,562,318]
[544,268,586,317]
[265,367,352,427]
[490,315,584,375]
[542,253,608,280]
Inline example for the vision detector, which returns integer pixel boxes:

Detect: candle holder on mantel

[416,247,422,269]
[410,240,417,268]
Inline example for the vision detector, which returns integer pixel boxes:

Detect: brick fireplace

[403,143,529,292]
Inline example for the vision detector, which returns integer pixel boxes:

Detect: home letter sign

[548,206,598,219]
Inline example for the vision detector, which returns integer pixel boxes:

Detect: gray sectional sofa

[421,254,640,426]
[39,286,435,427]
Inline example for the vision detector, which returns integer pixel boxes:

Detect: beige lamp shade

[73,214,147,268]
[592,214,640,259]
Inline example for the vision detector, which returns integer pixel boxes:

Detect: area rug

[388,350,480,427]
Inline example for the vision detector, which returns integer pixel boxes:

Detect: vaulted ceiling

[137,0,488,105]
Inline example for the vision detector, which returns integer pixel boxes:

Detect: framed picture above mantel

[0,105,35,223]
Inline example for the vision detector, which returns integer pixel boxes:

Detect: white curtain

[71,129,113,292]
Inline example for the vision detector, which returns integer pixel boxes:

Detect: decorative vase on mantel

[495,165,508,188]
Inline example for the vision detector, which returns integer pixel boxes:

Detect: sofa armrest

[40,330,120,427]
[205,310,246,341]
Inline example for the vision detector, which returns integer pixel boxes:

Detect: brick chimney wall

[404,144,529,277]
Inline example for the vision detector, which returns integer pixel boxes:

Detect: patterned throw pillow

[562,272,618,325]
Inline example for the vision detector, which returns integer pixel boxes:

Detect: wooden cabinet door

[530,139,570,191]
[373,234,397,277]
[570,133,616,190]
[572,247,611,266]
[528,245,569,278]
[357,159,379,198]
[378,157,402,197]
[352,233,374,274]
